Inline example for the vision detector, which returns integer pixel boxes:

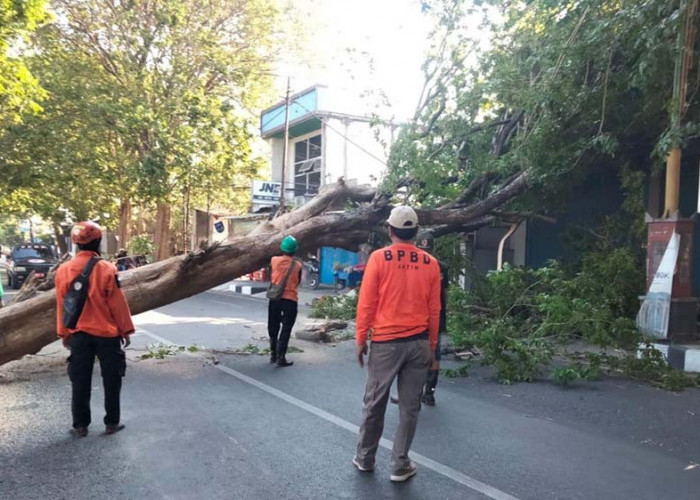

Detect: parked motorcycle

[303,256,320,290]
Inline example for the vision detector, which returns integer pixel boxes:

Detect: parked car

[7,244,58,289]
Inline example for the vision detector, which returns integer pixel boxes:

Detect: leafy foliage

[0,0,47,128]
[385,0,698,219]
[447,248,645,383]
[557,349,700,391]
[1,0,286,246]
[139,342,199,360]
[129,234,154,259]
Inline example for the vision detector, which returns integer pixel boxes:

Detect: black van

[7,244,57,289]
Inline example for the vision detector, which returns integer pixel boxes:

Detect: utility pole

[279,77,291,215]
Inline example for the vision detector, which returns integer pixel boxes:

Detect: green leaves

[387,0,694,215]
[446,247,645,384]
[1,0,282,233]
[0,0,47,129]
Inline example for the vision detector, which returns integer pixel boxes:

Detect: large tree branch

[420,171,530,226]
[249,179,376,236]
[429,217,495,238]
[0,173,529,366]
[492,111,525,156]
[491,210,557,225]
[417,98,446,139]
[440,171,498,209]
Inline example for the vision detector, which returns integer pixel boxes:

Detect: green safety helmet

[280,235,299,253]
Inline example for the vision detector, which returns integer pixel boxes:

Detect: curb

[228,284,268,295]
[646,342,700,373]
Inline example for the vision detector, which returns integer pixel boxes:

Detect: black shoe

[421,392,435,406]
[277,357,294,367]
[72,426,88,437]
[269,355,277,364]
[105,424,125,435]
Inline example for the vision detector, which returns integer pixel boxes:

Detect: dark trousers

[267,298,298,358]
[68,332,125,428]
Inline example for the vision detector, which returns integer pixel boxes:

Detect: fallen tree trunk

[0,174,529,366]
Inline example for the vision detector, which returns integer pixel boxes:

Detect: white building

[256,85,397,211]
[255,85,399,285]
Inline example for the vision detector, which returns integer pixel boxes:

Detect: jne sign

[252,180,281,205]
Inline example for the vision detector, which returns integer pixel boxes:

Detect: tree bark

[154,202,171,261]
[0,176,528,367]
[54,224,68,255]
[117,198,132,250]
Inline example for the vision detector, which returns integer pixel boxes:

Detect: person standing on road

[353,206,441,483]
[115,248,136,271]
[267,235,302,367]
[415,231,448,406]
[55,221,135,437]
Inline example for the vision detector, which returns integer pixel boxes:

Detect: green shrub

[129,234,154,259]
[447,248,645,384]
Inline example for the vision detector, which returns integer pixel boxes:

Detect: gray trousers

[356,338,430,473]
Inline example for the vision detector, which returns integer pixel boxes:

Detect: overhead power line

[294,101,391,168]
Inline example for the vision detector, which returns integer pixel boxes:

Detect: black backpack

[62,257,101,329]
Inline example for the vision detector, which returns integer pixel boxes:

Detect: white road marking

[137,327,520,500]
[205,290,265,303]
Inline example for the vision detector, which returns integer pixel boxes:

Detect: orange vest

[55,251,135,338]
[356,243,441,351]
[270,256,302,302]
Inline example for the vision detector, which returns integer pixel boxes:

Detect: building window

[294,134,322,196]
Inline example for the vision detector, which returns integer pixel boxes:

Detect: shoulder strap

[81,256,101,277]
[277,258,300,291]
[70,256,100,287]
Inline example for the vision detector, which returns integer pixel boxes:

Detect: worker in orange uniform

[55,221,135,437]
[352,206,441,482]
[267,235,302,367]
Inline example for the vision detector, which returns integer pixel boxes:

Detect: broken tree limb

[250,180,376,236]
[0,174,529,366]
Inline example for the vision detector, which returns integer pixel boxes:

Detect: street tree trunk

[154,203,171,261]
[54,224,68,255]
[118,198,132,250]
[0,175,529,367]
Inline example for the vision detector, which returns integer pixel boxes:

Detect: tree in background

[1,0,286,259]
[0,0,47,129]
[387,0,698,246]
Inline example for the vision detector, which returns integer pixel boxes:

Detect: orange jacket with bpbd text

[356,243,441,351]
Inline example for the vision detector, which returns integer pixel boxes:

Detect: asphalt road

[1,291,699,499]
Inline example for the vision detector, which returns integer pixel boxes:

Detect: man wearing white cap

[353,205,441,482]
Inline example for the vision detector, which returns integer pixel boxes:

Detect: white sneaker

[352,456,373,472]
[390,461,417,482]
